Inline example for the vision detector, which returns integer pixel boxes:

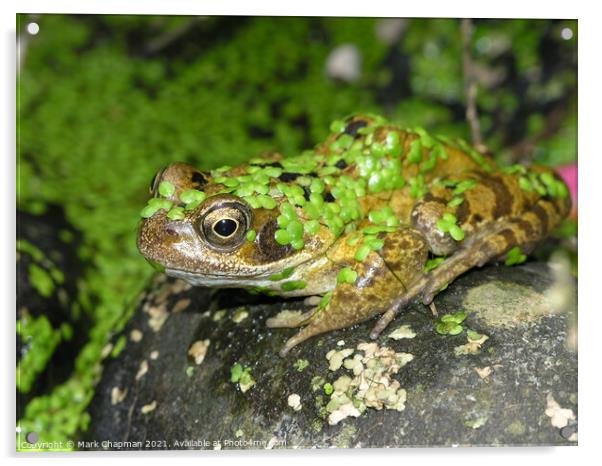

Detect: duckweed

[436,213,465,241]
[407,139,423,164]
[424,257,445,273]
[337,267,358,285]
[518,171,569,199]
[436,311,468,335]
[28,263,55,298]
[17,314,62,394]
[110,335,127,358]
[467,330,485,341]
[318,291,333,310]
[166,207,185,221]
[447,196,464,208]
[180,189,206,205]
[158,181,175,198]
[504,246,527,266]
[230,363,243,382]
[140,198,173,218]
[281,280,307,292]
[268,267,295,281]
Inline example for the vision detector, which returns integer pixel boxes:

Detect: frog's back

[314,114,570,233]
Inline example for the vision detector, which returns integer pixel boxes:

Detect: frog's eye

[199,200,252,252]
[212,218,239,238]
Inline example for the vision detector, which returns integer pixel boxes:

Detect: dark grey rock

[85,262,577,449]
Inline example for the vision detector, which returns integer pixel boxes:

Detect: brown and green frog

[137,114,571,356]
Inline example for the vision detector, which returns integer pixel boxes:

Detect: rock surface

[85,262,577,449]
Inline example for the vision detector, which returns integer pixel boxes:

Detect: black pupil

[213,219,237,237]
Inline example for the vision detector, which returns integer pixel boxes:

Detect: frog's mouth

[165,267,278,289]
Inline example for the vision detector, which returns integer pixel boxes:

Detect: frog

[137,114,571,356]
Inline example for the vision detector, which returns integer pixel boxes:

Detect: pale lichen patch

[188,339,211,365]
[474,366,492,383]
[388,324,416,340]
[172,298,191,313]
[110,386,128,405]
[545,393,576,429]
[287,393,302,411]
[328,402,362,425]
[101,343,113,359]
[150,350,159,360]
[310,375,326,392]
[141,400,157,414]
[231,308,249,323]
[342,354,364,375]
[146,304,169,332]
[212,309,227,321]
[325,342,413,425]
[454,333,489,356]
[463,281,552,328]
[135,360,149,381]
[129,329,143,342]
[464,415,488,429]
[326,348,354,371]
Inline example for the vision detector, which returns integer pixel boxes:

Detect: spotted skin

[137,114,571,356]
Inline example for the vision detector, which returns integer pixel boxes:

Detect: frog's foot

[278,294,376,356]
[265,309,314,328]
[278,250,408,356]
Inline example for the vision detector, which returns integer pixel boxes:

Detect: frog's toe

[265,309,313,328]
[279,326,319,356]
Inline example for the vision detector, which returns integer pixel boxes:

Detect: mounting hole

[26,22,39,35]
[561,27,573,41]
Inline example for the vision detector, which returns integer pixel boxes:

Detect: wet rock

[85,262,577,449]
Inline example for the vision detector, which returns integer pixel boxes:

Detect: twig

[144,17,204,56]
[461,19,487,154]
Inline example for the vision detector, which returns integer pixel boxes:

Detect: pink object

[555,163,578,214]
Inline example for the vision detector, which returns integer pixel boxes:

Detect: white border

[3,1,601,465]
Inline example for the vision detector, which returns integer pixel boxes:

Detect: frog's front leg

[276,229,428,356]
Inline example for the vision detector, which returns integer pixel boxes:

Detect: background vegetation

[16,15,577,448]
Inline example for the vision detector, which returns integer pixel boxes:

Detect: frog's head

[137,162,334,287]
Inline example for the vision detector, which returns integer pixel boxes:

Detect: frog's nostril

[165,227,179,237]
[191,171,208,188]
